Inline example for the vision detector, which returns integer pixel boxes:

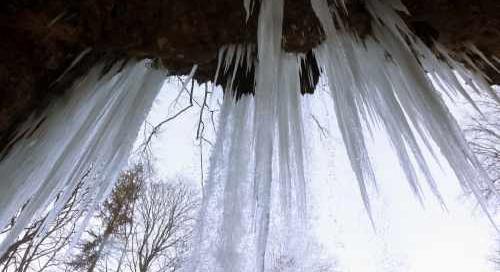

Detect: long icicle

[310,0,498,224]
[0,61,165,255]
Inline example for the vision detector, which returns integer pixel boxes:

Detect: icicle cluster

[216,43,256,92]
[0,0,497,270]
[0,61,164,255]
[311,0,498,222]
[191,1,309,271]
[192,0,499,271]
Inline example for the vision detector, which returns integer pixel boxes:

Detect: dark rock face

[401,0,500,82]
[0,2,92,150]
[402,0,500,55]
[0,0,499,150]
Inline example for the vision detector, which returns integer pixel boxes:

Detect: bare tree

[138,79,219,190]
[463,89,500,269]
[0,178,88,272]
[69,164,144,272]
[121,181,198,272]
[68,165,198,272]
[464,89,500,199]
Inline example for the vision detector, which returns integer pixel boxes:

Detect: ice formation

[189,1,311,271]
[0,0,498,271]
[315,0,499,219]
[0,61,164,256]
[191,0,499,271]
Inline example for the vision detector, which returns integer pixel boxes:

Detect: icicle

[0,61,164,255]
[466,42,500,73]
[51,47,92,86]
[192,1,309,267]
[218,95,255,272]
[415,40,481,113]
[228,45,244,91]
[224,45,237,74]
[493,55,500,65]
[246,44,255,73]
[191,53,308,271]
[244,0,252,21]
[213,46,226,86]
[194,0,499,270]
[311,0,377,224]
[386,0,409,14]
[3,1,499,270]
[310,0,498,225]
[253,0,285,269]
[190,90,231,271]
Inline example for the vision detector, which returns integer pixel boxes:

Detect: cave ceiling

[0,0,499,149]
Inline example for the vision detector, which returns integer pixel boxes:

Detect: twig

[196,84,210,140]
[141,82,195,152]
[311,114,329,138]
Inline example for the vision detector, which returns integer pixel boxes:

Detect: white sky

[137,80,498,272]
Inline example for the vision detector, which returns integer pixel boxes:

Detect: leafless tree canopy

[0,163,199,272]
[69,164,145,272]
[463,89,500,269]
[0,179,88,272]
[464,90,500,199]
[121,182,198,272]
[69,165,199,272]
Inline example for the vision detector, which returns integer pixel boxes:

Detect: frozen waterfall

[0,61,164,256]
[191,0,498,271]
[0,0,498,271]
